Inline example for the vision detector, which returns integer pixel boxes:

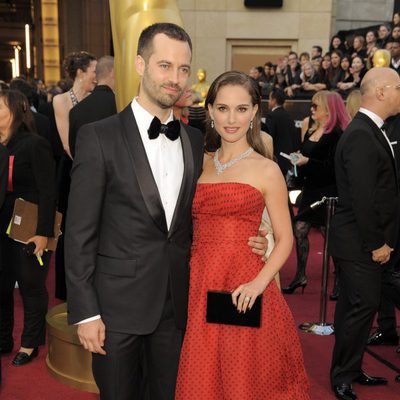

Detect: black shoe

[367,330,399,346]
[330,291,339,301]
[330,284,339,301]
[282,277,307,294]
[0,341,14,354]
[333,383,357,400]
[12,347,38,366]
[355,371,388,386]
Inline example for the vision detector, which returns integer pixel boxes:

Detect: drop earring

[250,120,253,130]
[211,120,215,128]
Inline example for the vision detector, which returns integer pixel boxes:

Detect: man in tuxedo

[68,55,117,158]
[330,67,400,400]
[367,112,400,348]
[264,87,298,175]
[65,23,267,400]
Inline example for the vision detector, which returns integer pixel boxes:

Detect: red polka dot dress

[175,183,310,400]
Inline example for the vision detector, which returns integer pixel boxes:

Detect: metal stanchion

[299,197,338,336]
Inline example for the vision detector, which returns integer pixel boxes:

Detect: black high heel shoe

[282,277,308,294]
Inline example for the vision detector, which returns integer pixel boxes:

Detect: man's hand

[77,319,106,355]
[372,243,393,264]
[248,229,269,261]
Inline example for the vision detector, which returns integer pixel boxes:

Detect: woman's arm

[232,161,293,312]
[53,94,72,158]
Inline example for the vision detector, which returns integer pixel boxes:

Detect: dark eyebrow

[157,60,190,70]
[215,103,250,107]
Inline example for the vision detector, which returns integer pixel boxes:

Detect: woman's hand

[231,277,267,313]
[27,235,48,257]
[290,152,309,166]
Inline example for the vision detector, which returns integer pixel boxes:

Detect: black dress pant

[376,267,398,336]
[331,258,382,386]
[92,294,183,400]
[0,236,50,348]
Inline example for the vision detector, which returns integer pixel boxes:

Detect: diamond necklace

[214,147,254,175]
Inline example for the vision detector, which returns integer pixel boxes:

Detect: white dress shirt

[132,98,184,229]
[359,107,394,158]
[77,99,184,325]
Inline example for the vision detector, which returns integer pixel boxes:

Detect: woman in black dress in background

[283,91,350,294]
[0,90,56,365]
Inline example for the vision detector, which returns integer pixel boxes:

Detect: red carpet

[1,229,400,399]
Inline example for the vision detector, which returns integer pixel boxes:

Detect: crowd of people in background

[249,13,400,100]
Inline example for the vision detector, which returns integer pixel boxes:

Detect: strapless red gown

[175,183,310,400]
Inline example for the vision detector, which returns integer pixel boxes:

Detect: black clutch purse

[206,291,262,328]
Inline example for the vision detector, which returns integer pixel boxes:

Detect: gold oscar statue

[191,68,210,106]
[373,49,391,68]
[109,0,184,111]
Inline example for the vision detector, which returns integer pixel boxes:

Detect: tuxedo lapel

[119,106,168,233]
[168,123,195,238]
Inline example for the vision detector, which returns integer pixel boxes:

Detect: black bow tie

[148,117,180,141]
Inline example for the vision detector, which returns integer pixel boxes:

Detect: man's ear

[375,86,385,101]
[135,55,145,77]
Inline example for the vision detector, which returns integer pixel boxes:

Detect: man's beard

[142,73,183,109]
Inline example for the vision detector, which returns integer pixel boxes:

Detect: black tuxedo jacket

[330,112,400,262]
[65,105,204,334]
[264,106,298,173]
[68,85,117,158]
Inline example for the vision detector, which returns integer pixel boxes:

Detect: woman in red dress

[175,71,310,399]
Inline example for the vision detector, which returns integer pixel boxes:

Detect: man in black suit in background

[68,55,117,158]
[330,68,400,400]
[264,87,298,175]
[367,112,400,348]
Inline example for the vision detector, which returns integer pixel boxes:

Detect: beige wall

[177,0,334,85]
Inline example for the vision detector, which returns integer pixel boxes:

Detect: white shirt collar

[359,107,394,157]
[272,105,282,112]
[359,107,384,130]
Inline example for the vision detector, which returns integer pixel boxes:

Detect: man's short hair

[386,37,400,45]
[95,55,114,80]
[312,45,323,54]
[270,87,286,106]
[137,23,192,61]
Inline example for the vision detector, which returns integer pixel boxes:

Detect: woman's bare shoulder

[53,92,69,109]
[251,154,281,177]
